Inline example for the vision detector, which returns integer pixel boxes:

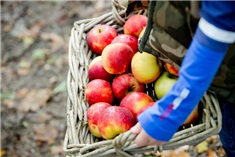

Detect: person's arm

[131,1,235,144]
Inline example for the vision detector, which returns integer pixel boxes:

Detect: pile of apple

[85,15,198,140]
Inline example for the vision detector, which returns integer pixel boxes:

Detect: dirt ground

[1,1,112,157]
[0,1,227,157]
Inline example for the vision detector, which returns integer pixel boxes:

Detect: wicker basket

[63,0,222,156]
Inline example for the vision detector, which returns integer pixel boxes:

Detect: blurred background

[1,1,111,157]
[0,1,226,157]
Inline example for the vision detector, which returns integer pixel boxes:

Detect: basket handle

[112,0,127,25]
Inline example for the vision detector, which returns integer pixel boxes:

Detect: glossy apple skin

[87,24,118,55]
[102,43,135,74]
[88,56,114,82]
[98,106,135,140]
[154,71,178,99]
[124,15,148,37]
[120,92,154,121]
[131,52,162,84]
[85,79,114,106]
[137,102,155,116]
[164,62,179,76]
[111,34,138,53]
[112,73,145,101]
[87,102,112,138]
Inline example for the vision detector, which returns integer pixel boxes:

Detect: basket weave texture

[63,1,222,156]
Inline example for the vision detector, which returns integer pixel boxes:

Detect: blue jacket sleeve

[137,1,235,142]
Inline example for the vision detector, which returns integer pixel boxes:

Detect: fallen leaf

[17,68,30,76]
[16,88,29,99]
[1,91,15,99]
[161,149,190,157]
[21,121,30,128]
[207,148,217,157]
[27,111,52,123]
[23,36,34,47]
[32,49,47,60]
[217,148,226,157]
[33,124,58,145]
[50,142,64,155]
[206,135,218,144]
[196,141,209,154]
[53,80,67,94]
[3,99,15,109]
[18,60,31,69]
[18,89,52,112]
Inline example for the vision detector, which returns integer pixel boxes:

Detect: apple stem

[168,73,178,79]
[98,29,102,33]
[128,86,135,93]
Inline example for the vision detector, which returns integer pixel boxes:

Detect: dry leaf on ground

[196,141,209,154]
[207,148,217,157]
[33,124,58,145]
[50,141,64,155]
[16,88,29,99]
[3,99,15,109]
[18,88,52,112]
[27,111,52,123]
[161,147,190,157]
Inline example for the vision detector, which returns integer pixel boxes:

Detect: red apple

[124,15,148,37]
[164,62,179,76]
[120,92,154,120]
[131,52,162,84]
[101,43,135,74]
[87,102,112,138]
[111,34,138,53]
[88,56,114,82]
[112,73,145,101]
[137,102,155,116]
[98,106,135,140]
[182,105,199,126]
[87,24,118,55]
[154,71,178,99]
[85,79,114,105]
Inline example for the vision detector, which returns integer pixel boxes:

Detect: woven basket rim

[64,0,222,156]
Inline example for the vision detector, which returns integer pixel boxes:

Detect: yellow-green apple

[87,102,112,138]
[137,101,155,116]
[112,73,145,101]
[154,71,178,99]
[120,92,154,120]
[85,79,114,105]
[182,105,199,126]
[131,52,162,84]
[102,43,135,74]
[88,56,114,82]
[111,34,138,53]
[164,62,179,76]
[98,106,135,140]
[124,15,148,37]
[87,24,118,55]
